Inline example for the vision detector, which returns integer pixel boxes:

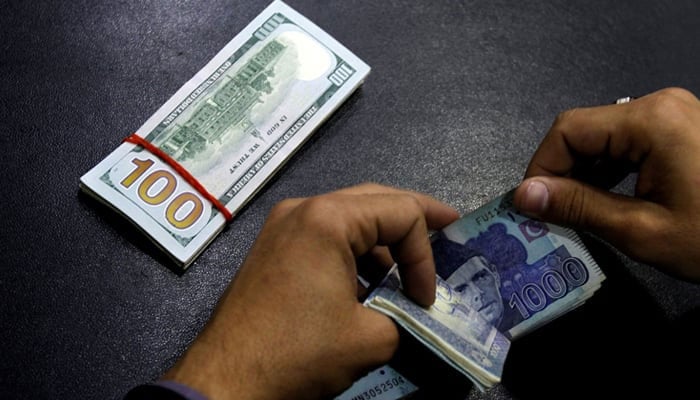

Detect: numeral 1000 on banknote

[507,257,588,319]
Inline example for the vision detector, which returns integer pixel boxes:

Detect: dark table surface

[3,1,700,399]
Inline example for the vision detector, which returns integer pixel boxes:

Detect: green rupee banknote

[80,1,370,268]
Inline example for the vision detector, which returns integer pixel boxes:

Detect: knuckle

[405,194,426,215]
[294,195,346,237]
[390,193,425,222]
[268,198,298,219]
[356,181,383,191]
[654,87,696,103]
[618,211,668,262]
[552,108,579,130]
[643,88,693,124]
[548,108,581,140]
[563,184,588,227]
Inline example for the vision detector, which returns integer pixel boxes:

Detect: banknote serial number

[265,115,288,136]
[474,205,514,226]
[349,376,408,400]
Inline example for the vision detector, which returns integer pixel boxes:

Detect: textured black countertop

[2,1,699,399]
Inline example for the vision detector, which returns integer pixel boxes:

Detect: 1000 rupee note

[364,190,605,391]
[430,190,605,339]
[80,0,370,268]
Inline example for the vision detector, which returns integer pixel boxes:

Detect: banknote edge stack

[79,0,371,269]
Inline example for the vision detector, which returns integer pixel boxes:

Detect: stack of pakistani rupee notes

[80,0,370,268]
[342,191,605,397]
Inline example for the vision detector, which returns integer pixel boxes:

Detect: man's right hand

[513,87,700,282]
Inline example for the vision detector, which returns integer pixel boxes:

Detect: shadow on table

[77,190,189,275]
[389,234,699,399]
[500,234,699,399]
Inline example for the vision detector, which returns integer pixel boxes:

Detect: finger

[334,183,460,230]
[333,193,439,306]
[272,182,398,208]
[525,103,651,179]
[332,182,404,196]
[527,88,700,180]
[513,176,669,256]
[366,245,395,268]
[569,158,637,189]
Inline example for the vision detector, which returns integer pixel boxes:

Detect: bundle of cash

[80,0,370,268]
[364,190,605,391]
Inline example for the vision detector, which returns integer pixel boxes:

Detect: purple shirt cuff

[124,380,209,400]
[156,381,209,400]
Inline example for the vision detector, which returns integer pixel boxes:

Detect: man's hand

[163,183,459,399]
[514,87,700,282]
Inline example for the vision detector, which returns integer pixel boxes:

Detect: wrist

[162,322,274,400]
[161,341,241,400]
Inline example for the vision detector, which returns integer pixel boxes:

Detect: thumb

[513,177,661,250]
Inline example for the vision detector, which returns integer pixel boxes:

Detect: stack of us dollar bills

[359,191,605,392]
[80,0,370,268]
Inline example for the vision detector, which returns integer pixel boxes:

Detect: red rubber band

[124,133,233,221]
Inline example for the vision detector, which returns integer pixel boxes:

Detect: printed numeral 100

[120,158,204,229]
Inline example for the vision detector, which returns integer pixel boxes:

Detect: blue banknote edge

[364,268,510,391]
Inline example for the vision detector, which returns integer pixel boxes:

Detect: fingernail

[521,180,549,216]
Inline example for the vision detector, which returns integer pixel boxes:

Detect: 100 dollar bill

[364,190,605,390]
[80,1,370,267]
